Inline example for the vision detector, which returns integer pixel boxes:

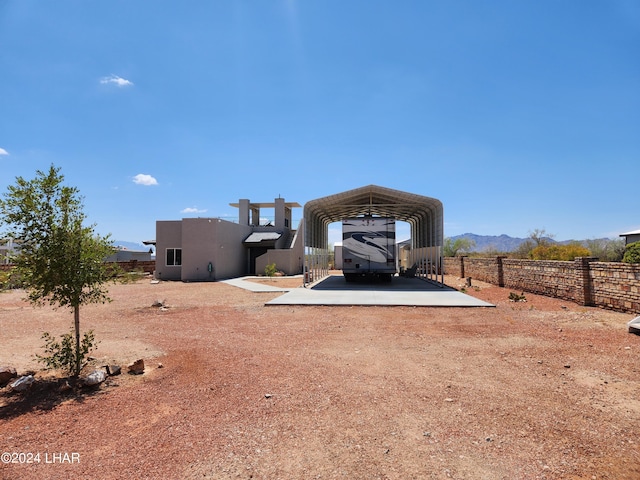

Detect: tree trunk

[74,305,81,377]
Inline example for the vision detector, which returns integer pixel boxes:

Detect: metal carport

[303,185,444,286]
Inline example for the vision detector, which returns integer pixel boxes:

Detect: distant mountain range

[448,233,609,252]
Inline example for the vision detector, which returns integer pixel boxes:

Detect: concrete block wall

[461,257,504,286]
[501,259,579,303]
[115,260,156,274]
[443,256,640,314]
[1,261,156,276]
[443,257,462,277]
[589,262,640,313]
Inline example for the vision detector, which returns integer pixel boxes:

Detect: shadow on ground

[310,274,454,292]
[0,376,113,420]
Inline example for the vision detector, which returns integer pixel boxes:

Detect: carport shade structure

[303,185,444,286]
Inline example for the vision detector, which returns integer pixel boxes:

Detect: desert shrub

[118,268,146,284]
[35,329,98,376]
[509,292,527,302]
[623,241,640,264]
[0,269,22,290]
[585,238,625,262]
[511,239,536,259]
[0,270,10,291]
[530,243,591,261]
[265,263,277,277]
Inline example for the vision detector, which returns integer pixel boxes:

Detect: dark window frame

[166,248,182,266]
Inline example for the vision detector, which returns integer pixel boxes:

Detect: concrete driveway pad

[261,275,494,307]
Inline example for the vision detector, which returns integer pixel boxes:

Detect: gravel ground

[1,275,639,480]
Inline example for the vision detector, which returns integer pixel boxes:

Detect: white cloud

[133,174,158,186]
[0,148,8,155]
[181,207,208,214]
[100,74,134,87]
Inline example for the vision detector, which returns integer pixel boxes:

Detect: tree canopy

[529,243,592,261]
[0,165,115,376]
[623,241,640,264]
[443,237,476,257]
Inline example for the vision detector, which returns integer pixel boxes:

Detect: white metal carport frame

[303,185,444,286]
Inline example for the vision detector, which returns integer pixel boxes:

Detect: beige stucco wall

[156,211,302,281]
[155,220,183,281]
[181,218,251,281]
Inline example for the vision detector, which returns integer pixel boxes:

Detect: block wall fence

[443,256,640,314]
[0,261,156,275]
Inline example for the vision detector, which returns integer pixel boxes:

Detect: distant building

[154,197,303,282]
[0,238,20,265]
[620,229,640,245]
[105,245,153,262]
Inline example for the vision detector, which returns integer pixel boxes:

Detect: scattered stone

[128,359,145,375]
[157,363,164,369]
[423,432,431,437]
[264,393,273,399]
[152,299,165,308]
[83,369,107,387]
[104,365,121,376]
[9,375,35,392]
[59,381,72,392]
[444,398,454,402]
[0,366,18,385]
[564,364,571,369]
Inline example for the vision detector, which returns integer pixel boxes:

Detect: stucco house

[154,197,303,281]
[154,185,444,285]
[620,229,640,245]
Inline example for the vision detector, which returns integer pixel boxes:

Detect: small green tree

[265,262,277,277]
[528,228,554,247]
[443,237,476,257]
[0,165,115,377]
[623,241,640,264]
[512,239,535,259]
[512,229,555,259]
[585,238,625,262]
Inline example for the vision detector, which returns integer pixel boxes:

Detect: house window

[166,248,182,266]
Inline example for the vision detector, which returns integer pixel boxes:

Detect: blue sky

[1,0,638,246]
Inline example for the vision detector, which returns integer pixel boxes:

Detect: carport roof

[304,185,443,249]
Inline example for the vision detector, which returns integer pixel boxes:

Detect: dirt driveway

[1,276,639,479]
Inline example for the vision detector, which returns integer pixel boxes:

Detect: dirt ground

[1,274,639,480]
